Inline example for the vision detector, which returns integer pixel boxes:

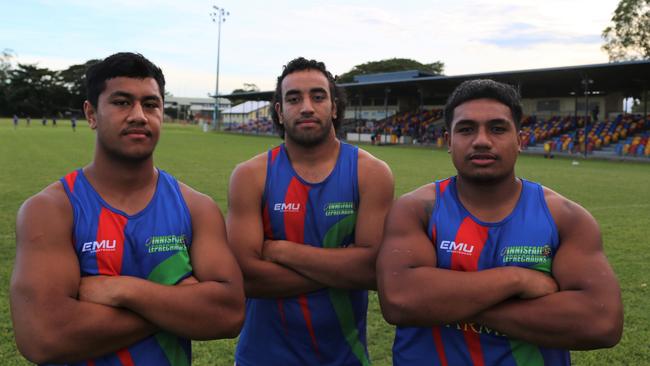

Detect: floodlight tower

[582,77,593,158]
[210,5,229,130]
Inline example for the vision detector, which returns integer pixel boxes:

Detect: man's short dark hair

[85,52,165,108]
[271,57,346,138]
[444,79,522,130]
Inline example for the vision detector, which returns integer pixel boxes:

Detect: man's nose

[300,98,315,115]
[473,126,492,148]
[127,102,147,122]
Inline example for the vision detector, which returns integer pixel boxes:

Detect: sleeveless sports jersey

[53,169,193,366]
[393,176,571,366]
[235,142,369,366]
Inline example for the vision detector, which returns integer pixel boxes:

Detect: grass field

[1,118,649,365]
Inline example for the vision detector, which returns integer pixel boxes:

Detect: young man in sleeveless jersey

[377,79,623,365]
[11,52,245,365]
[227,57,394,365]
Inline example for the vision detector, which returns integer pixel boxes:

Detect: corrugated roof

[222,100,270,114]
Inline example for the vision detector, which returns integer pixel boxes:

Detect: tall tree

[6,63,68,117]
[59,59,100,113]
[337,58,444,83]
[602,0,650,61]
[230,83,260,105]
[0,49,14,115]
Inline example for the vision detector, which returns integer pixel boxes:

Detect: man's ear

[274,102,283,124]
[84,101,98,130]
[445,131,451,152]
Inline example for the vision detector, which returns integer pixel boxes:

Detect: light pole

[210,5,229,130]
[582,77,593,158]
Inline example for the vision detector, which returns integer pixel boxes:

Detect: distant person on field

[13,114,18,129]
[10,52,245,365]
[71,116,77,132]
[377,79,623,365]
[26,116,30,127]
[42,117,47,126]
[544,141,553,159]
[52,117,57,127]
[227,57,394,365]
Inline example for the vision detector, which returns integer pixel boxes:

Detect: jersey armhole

[261,148,275,206]
[352,145,360,206]
[427,180,444,245]
[537,184,560,247]
[167,172,194,247]
[59,174,79,248]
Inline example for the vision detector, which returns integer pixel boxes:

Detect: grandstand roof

[353,70,437,83]
[221,60,650,104]
[222,100,270,114]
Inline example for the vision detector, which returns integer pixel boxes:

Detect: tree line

[0,50,98,118]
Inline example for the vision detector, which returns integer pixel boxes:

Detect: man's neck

[284,135,341,183]
[84,151,158,215]
[455,174,522,223]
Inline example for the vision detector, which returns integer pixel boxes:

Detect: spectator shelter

[220,60,650,121]
[219,61,650,157]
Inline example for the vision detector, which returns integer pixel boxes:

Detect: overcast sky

[2,0,620,97]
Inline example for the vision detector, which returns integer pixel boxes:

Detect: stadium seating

[224,117,275,135]
[343,108,444,144]
[523,113,649,157]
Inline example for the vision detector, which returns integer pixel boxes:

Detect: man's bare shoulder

[19,181,70,218]
[398,183,437,218]
[543,187,599,240]
[16,181,73,249]
[356,147,393,188]
[541,186,590,224]
[231,152,267,182]
[357,147,391,173]
[228,151,268,207]
[177,181,221,214]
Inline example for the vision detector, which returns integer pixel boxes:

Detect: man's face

[84,77,163,163]
[447,98,521,183]
[275,69,337,147]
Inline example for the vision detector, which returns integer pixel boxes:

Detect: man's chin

[286,128,331,147]
[459,171,510,185]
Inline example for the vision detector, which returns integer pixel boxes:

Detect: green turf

[1,119,648,365]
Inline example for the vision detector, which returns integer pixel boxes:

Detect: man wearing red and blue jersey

[377,79,623,365]
[10,52,245,365]
[227,57,394,365]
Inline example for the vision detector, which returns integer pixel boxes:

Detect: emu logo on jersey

[440,240,475,255]
[81,239,117,253]
[274,202,301,212]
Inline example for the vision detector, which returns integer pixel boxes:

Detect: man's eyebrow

[107,91,161,102]
[487,118,510,124]
[284,87,328,97]
[142,95,162,102]
[108,91,135,99]
[309,87,327,94]
[284,89,301,97]
[454,118,511,126]
[453,119,476,126]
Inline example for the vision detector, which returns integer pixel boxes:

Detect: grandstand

[521,113,650,158]
[219,60,650,160]
[221,101,274,135]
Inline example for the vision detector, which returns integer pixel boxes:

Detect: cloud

[3,0,621,97]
